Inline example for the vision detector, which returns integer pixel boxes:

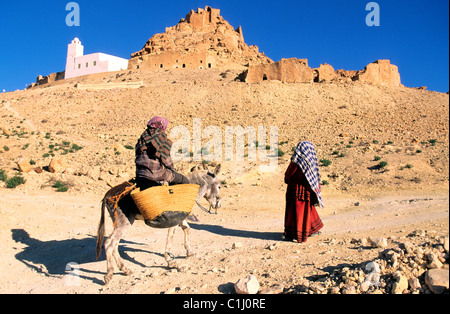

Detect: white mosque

[65,38,129,79]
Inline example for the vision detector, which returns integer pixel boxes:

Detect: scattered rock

[341,284,357,294]
[425,269,449,294]
[113,143,126,153]
[444,237,449,254]
[368,237,388,248]
[234,275,260,294]
[48,157,66,173]
[2,127,11,136]
[232,242,243,249]
[408,277,421,291]
[286,233,449,294]
[391,272,408,294]
[426,252,443,269]
[17,159,32,173]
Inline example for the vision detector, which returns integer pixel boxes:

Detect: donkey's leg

[104,213,132,284]
[180,220,194,257]
[164,226,177,268]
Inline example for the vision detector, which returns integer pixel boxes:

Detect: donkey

[95,163,222,285]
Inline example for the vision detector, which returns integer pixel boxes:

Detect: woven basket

[131,184,199,221]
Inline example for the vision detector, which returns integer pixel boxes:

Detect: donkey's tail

[95,198,107,261]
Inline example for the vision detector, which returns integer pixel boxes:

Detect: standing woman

[284,141,324,243]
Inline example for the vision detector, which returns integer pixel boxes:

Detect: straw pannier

[131,184,199,221]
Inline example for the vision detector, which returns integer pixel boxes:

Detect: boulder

[391,274,408,294]
[368,237,388,248]
[48,157,66,173]
[17,159,33,173]
[234,275,260,294]
[425,269,449,294]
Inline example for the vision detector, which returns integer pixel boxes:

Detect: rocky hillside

[0,68,448,196]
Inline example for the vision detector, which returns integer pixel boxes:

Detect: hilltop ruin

[32,6,402,89]
[243,58,402,87]
[128,6,273,71]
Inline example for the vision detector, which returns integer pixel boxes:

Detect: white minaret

[65,38,84,79]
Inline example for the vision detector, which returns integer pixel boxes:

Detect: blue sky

[0,0,448,92]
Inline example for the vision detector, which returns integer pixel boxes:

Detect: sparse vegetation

[52,181,69,192]
[378,161,388,168]
[0,169,7,182]
[320,159,332,167]
[277,148,285,157]
[71,143,83,151]
[5,175,26,189]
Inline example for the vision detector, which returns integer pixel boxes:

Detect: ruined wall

[313,63,336,82]
[129,50,210,70]
[36,71,65,85]
[244,58,402,87]
[244,58,313,83]
[354,60,402,87]
[185,7,221,30]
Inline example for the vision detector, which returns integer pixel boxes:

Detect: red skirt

[284,162,323,243]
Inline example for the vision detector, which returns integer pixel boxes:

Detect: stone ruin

[242,58,402,87]
[128,6,273,71]
[129,7,402,88]
[30,6,403,89]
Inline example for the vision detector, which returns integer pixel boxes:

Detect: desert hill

[0,68,448,195]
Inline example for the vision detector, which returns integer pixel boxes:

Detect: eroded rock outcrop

[129,6,273,70]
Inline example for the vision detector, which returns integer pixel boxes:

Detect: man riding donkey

[96,116,222,284]
[135,116,202,223]
[135,116,190,189]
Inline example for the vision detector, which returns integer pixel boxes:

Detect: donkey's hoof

[104,274,113,285]
[167,260,178,269]
[186,251,195,258]
[122,267,133,276]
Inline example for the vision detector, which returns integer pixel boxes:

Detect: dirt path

[0,185,447,294]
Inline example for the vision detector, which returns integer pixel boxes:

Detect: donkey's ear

[214,164,221,175]
[202,161,208,171]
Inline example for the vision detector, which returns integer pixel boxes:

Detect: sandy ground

[0,183,447,294]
